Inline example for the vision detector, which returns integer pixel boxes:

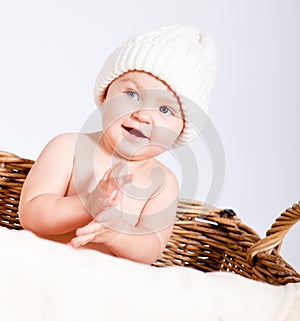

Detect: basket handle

[247,201,300,263]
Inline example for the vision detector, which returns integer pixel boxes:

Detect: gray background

[1,0,299,270]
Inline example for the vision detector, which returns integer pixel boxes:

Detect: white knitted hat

[94,24,217,146]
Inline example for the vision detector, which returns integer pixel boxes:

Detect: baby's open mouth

[122,125,148,139]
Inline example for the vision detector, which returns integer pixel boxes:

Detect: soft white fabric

[93,25,217,147]
[0,227,299,321]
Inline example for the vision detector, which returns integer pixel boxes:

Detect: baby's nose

[131,108,153,123]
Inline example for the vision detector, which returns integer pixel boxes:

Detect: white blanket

[0,227,299,321]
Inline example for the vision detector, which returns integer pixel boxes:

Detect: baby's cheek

[151,126,180,149]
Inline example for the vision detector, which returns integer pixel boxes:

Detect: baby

[19,25,217,264]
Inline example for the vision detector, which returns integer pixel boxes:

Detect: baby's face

[100,71,184,160]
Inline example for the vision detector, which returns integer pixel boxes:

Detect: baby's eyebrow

[160,93,182,110]
[119,77,139,88]
[162,97,180,108]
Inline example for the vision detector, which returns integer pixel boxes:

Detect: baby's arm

[71,169,179,264]
[20,133,132,236]
[19,133,92,235]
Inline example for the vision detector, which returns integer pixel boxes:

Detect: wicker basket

[1,150,299,285]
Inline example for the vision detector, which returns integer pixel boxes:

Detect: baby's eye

[125,90,139,100]
[159,106,173,115]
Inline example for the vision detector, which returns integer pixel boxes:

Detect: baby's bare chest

[67,157,159,225]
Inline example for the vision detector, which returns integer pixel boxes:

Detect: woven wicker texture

[0,150,299,285]
[154,199,300,285]
[0,151,34,229]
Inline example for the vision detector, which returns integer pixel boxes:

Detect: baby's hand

[70,207,124,248]
[85,161,132,218]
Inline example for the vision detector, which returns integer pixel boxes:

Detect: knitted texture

[94,25,217,146]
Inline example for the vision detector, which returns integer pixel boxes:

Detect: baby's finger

[103,160,124,181]
[105,175,131,202]
[71,233,95,248]
[111,189,121,205]
[108,160,126,181]
[108,173,132,190]
[115,174,133,188]
[76,221,102,236]
[102,166,112,180]
[104,174,131,199]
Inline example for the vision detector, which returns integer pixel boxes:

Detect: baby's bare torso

[45,132,164,254]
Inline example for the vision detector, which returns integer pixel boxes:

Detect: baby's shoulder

[46,132,80,146]
[143,159,179,212]
[37,132,101,162]
[150,159,179,189]
[47,131,101,149]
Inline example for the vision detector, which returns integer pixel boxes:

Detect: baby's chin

[111,141,169,162]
